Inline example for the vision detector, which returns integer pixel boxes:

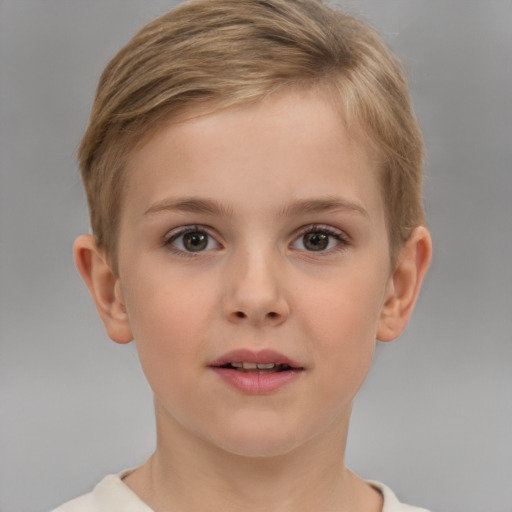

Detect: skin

[75,89,431,512]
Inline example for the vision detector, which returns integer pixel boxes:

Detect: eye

[165,226,221,254]
[291,226,347,252]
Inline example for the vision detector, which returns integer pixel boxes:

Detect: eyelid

[161,223,350,256]
[290,224,350,252]
[163,224,222,255]
[294,223,349,240]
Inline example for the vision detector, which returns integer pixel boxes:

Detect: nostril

[235,311,246,319]
[267,312,278,319]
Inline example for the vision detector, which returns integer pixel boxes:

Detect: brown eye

[167,227,220,254]
[291,226,346,253]
[182,232,208,252]
[302,232,329,251]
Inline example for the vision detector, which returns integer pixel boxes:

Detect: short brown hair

[78,0,425,267]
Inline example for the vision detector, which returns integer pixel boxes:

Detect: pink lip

[209,349,304,395]
[209,349,302,368]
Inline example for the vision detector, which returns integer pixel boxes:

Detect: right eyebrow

[144,197,234,217]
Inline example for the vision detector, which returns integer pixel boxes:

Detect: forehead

[121,89,383,222]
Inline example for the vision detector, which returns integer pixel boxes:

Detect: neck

[124,403,382,512]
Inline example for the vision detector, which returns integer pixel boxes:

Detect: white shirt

[52,469,431,512]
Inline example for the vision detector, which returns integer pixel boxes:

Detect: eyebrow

[144,196,368,218]
[279,197,369,218]
[144,197,234,217]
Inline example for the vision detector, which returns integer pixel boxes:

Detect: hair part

[78,0,425,269]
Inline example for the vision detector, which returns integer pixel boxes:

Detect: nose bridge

[223,240,289,325]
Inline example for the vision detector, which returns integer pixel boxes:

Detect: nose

[223,248,290,326]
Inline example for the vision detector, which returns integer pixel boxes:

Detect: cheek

[121,271,216,379]
[124,260,215,331]
[300,270,386,342]
[297,270,387,386]
[125,293,209,418]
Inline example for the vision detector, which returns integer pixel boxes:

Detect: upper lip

[209,349,303,369]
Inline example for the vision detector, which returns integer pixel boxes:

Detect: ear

[73,234,133,344]
[377,226,432,342]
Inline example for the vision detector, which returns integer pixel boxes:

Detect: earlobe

[377,226,432,342]
[73,235,133,344]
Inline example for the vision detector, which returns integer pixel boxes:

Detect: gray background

[1,1,511,511]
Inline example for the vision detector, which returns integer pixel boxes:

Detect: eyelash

[292,224,350,255]
[163,225,220,257]
[163,224,350,256]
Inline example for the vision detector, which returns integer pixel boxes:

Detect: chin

[202,417,310,459]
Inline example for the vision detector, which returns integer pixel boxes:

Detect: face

[115,89,393,458]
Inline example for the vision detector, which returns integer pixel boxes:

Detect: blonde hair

[79,0,425,266]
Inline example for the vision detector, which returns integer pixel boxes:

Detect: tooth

[242,362,258,370]
[230,362,243,368]
[256,363,276,369]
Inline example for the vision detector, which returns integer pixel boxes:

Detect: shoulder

[369,481,432,512]
[51,473,429,512]
[51,490,96,512]
[50,471,152,512]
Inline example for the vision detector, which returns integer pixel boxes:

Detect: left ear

[377,226,432,342]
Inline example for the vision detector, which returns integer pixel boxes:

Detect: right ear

[73,235,133,344]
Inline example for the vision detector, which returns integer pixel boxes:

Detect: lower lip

[211,367,303,394]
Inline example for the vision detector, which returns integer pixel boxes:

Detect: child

[54,0,432,510]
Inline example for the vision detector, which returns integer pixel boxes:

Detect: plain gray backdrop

[1,1,511,511]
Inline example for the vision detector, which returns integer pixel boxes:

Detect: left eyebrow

[279,197,369,218]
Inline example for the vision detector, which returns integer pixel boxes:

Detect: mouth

[209,349,304,373]
[217,362,297,374]
[209,349,304,394]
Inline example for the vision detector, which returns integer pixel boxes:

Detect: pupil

[184,232,207,251]
[304,232,328,251]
